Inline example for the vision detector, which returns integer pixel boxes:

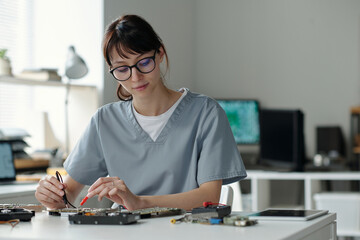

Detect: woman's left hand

[86,177,142,210]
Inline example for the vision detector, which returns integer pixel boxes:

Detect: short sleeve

[63,110,108,185]
[197,104,247,185]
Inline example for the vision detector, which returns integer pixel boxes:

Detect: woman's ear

[158,47,165,63]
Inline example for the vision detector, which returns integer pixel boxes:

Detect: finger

[88,177,119,192]
[40,180,65,199]
[113,180,127,191]
[108,187,120,197]
[39,195,65,209]
[36,192,59,204]
[97,187,112,201]
[87,182,115,198]
[36,185,64,203]
[35,191,63,206]
[46,175,64,189]
[107,189,125,205]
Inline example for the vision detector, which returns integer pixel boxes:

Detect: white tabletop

[0,184,38,198]
[0,211,336,240]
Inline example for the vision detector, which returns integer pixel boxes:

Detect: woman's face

[109,47,164,99]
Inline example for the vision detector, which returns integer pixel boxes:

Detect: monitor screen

[259,109,305,171]
[0,142,16,180]
[216,99,260,144]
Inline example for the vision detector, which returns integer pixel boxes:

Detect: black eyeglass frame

[109,50,157,81]
[55,171,76,208]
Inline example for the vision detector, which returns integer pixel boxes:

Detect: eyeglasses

[109,51,157,81]
[56,171,76,208]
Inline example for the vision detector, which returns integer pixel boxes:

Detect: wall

[194,0,360,157]
[33,0,104,103]
[102,0,195,104]
[28,0,103,152]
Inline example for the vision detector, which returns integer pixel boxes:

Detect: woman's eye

[116,67,129,73]
[138,58,151,67]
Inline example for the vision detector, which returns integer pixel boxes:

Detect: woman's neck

[132,85,182,116]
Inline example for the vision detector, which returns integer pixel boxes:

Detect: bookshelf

[0,76,96,89]
[0,75,99,154]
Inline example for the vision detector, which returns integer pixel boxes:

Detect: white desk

[0,184,38,204]
[0,212,336,240]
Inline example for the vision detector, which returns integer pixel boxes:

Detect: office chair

[220,182,243,211]
[219,185,234,206]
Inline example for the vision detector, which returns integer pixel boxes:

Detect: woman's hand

[87,177,142,210]
[35,175,66,209]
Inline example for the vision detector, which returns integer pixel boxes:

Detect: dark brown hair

[102,15,168,101]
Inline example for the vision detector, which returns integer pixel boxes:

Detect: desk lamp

[64,46,88,156]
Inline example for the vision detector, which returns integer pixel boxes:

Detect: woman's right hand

[35,175,67,209]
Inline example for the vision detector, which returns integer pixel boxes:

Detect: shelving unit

[350,106,360,170]
[0,75,99,153]
[0,75,96,89]
[244,170,360,238]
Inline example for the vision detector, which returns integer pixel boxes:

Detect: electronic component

[48,207,185,218]
[69,211,139,225]
[171,214,258,227]
[0,204,44,212]
[0,208,35,222]
[191,205,231,218]
[49,207,185,225]
[48,208,119,216]
[223,216,258,227]
[131,207,186,219]
[209,218,223,224]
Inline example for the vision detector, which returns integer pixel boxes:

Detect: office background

[102,0,360,159]
[1,0,360,159]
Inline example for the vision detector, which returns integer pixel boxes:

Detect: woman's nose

[131,67,143,82]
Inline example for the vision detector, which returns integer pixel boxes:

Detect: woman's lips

[133,83,149,91]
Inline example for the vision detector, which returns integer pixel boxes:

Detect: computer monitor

[216,99,260,145]
[259,109,305,171]
[0,142,16,181]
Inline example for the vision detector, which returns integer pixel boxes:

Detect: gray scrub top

[64,90,247,196]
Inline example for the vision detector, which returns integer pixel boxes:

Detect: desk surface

[0,184,38,198]
[247,170,360,180]
[0,212,336,240]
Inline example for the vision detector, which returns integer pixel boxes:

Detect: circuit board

[131,207,186,219]
[0,208,35,222]
[68,211,140,225]
[0,204,44,212]
[48,208,118,216]
[48,207,186,225]
[48,207,185,218]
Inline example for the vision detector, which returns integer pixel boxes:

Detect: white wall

[102,0,360,158]
[194,0,360,157]
[102,0,195,104]
[33,0,104,97]
[26,0,102,152]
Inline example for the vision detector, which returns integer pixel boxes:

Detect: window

[0,0,36,136]
[0,0,101,153]
[0,0,34,73]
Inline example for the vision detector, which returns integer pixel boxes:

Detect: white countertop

[0,211,336,240]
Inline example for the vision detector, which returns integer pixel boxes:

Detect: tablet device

[248,208,328,221]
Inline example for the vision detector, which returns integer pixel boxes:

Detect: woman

[35,15,246,211]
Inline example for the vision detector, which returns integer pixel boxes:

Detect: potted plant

[0,49,12,76]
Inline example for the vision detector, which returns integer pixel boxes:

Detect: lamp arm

[64,79,72,156]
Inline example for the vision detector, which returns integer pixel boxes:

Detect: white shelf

[338,230,360,237]
[245,170,360,238]
[0,75,96,89]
